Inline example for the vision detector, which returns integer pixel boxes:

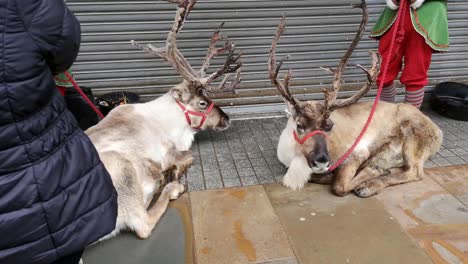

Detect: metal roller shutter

[67,0,468,112]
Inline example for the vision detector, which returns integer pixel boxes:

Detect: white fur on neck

[277,117,299,167]
[411,0,424,9]
[138,93,196,151]
[283,155,312,191]
[386,0,399,10]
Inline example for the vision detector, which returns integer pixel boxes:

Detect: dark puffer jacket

[0,0,118,263]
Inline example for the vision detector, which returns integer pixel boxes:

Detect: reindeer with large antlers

[270,0,442,197]
[86,0,242,240]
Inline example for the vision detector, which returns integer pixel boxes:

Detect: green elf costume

[370,0,449,108]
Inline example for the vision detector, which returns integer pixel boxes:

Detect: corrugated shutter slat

[68,0,468,109]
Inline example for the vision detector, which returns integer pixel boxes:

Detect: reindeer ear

[323,118,334,132]
[170,82,192,102]
[284,99,300,117]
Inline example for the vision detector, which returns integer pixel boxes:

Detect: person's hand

[410,0,425,9]
[386,0,400,10]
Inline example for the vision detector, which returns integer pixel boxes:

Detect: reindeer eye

[199,100,208,108]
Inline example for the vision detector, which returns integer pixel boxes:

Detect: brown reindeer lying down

[270,0,442,198]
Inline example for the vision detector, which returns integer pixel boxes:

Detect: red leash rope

[64,71,105,119]
[327,0,407,172]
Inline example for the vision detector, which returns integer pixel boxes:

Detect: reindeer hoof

[354,187,375,198]
[164,182,186,200]
[354,180,383,198]
[282,174,307,191]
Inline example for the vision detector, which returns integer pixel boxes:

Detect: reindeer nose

[222,116,231,128]
[217,115,230,131]
[310,153,330,168]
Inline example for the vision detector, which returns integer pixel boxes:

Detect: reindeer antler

[322,0,380,115]
[268,16,300,113]
[131,0,242,93]
[200,23,243,93]
[328,51,381,110]
[131,0,199,84]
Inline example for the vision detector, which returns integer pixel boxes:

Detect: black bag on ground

[430,82,468,121]
[96,91,141,116]
[64,86,99,130]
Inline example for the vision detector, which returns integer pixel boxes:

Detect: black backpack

[64,86,99,130]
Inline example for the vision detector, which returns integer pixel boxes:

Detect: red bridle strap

[176,101,215,130]
[293,130,328,145]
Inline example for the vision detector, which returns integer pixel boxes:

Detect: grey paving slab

[250,158,269,167]
[238,167,255,177]
[204,170,221,180]
[232,152,249,160]
[431,157,453,167]
[221,169,239,179]
[191,186,296,264]
[223,177,242,188]
[235,159,253,168]
[265,184,433,264]
[187,178,205,192]
[253,166,272,176]
[424,160,437,169]
[438,148,457,157]
[179,174,187,186]
[216,155,234,163]
[273,174,284,183]
[188,107,468,191]
[218,161,236,170]
[461,155,468,162]
[257,174,277,184]
[241,176,260,186]
[83,208,187,264]
[247,151,263,159]
[447,156,467,165]
[205,177,223,189]
[376,166,468,263]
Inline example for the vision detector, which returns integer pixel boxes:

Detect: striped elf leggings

[376,6,433,109]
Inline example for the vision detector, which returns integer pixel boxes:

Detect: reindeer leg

[334,165,388,197]
[309,172,334,185]
[131,181,185,239]
[173,150,193,180]
[282,155,312,190]
[354,167,422,197]
[160,143,193,183]
[332,154,388,196]
[332,158,365,196]
[354,128,427,197]
[349,166,389,188]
